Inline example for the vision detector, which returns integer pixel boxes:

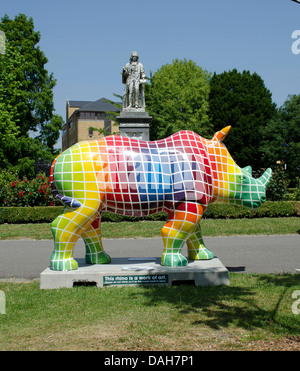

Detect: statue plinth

[117,110,152,141]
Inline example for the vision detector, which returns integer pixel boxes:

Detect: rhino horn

[212,126,231,142]
[258,168,273,188]
[243,166,252,176]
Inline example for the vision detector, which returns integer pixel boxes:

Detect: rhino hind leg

[161,203,204,267]
[186,224,214,260]
[50,199,102,271]
[82,214,111,265]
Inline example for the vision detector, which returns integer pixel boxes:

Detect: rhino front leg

[82,214,111,265]
[186,223,214,260]
[161,203,203,267]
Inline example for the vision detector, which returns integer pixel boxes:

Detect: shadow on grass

[131,274,300,335]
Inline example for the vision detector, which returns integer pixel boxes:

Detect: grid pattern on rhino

[202,126,244,203]
[205,126,268,208]
[102,131,213,216]
[50,132,216,270]
[49,127,270,270]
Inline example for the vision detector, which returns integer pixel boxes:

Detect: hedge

[0,201,299,224]
[204,201,300,219]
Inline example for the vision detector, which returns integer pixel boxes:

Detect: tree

[0,42,23,168]
[260,94,300,184]
[145,59,213,140]
[0,14,63,175]
[38,114,64,152]
[209,69,276,170]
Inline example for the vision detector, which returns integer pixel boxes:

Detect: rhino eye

[236,175,243,183]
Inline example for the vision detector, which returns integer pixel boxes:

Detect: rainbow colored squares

[50,126,272,271]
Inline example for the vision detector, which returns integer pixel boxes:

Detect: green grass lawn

[0,274,299,351]
[0,217,299,240]
[0,217,299,351]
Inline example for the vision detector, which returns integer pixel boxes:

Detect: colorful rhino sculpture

[50,126,272,271]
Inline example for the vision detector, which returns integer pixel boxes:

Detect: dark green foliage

[204,201,300,219]
[209,69,276,170]
[266,162,290,201]
[260,94,300,185]
[0,202,298,224]
[0,206,63,224]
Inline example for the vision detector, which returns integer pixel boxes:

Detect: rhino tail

[50,156,82,209]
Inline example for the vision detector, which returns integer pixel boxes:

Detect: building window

[81,112,95,119]
[69,120,73,129]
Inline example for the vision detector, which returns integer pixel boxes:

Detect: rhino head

[208,126,272,209]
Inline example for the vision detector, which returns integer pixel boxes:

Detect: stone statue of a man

[122,51,146,111]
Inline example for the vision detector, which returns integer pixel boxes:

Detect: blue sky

[1,0,300,124]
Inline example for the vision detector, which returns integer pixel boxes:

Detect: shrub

[204,201,300,218]
[0,170,60,207]
[266,162,290,201]
[0,206,63,224]
[286,177,300,201]
[0,202,299,224]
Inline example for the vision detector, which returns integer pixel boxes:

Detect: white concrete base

[40,257,230,289]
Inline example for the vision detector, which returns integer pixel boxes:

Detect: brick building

[62,98,120,150]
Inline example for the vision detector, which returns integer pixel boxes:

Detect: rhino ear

[212,126,231,142]
[243,166,252,176]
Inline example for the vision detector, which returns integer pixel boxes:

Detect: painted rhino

[50,126,272,271]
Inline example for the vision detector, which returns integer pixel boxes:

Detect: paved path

[0,235,299,279]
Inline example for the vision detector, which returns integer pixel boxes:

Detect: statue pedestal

[117,110,152,141]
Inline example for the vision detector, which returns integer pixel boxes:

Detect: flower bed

[0,171,59,207]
